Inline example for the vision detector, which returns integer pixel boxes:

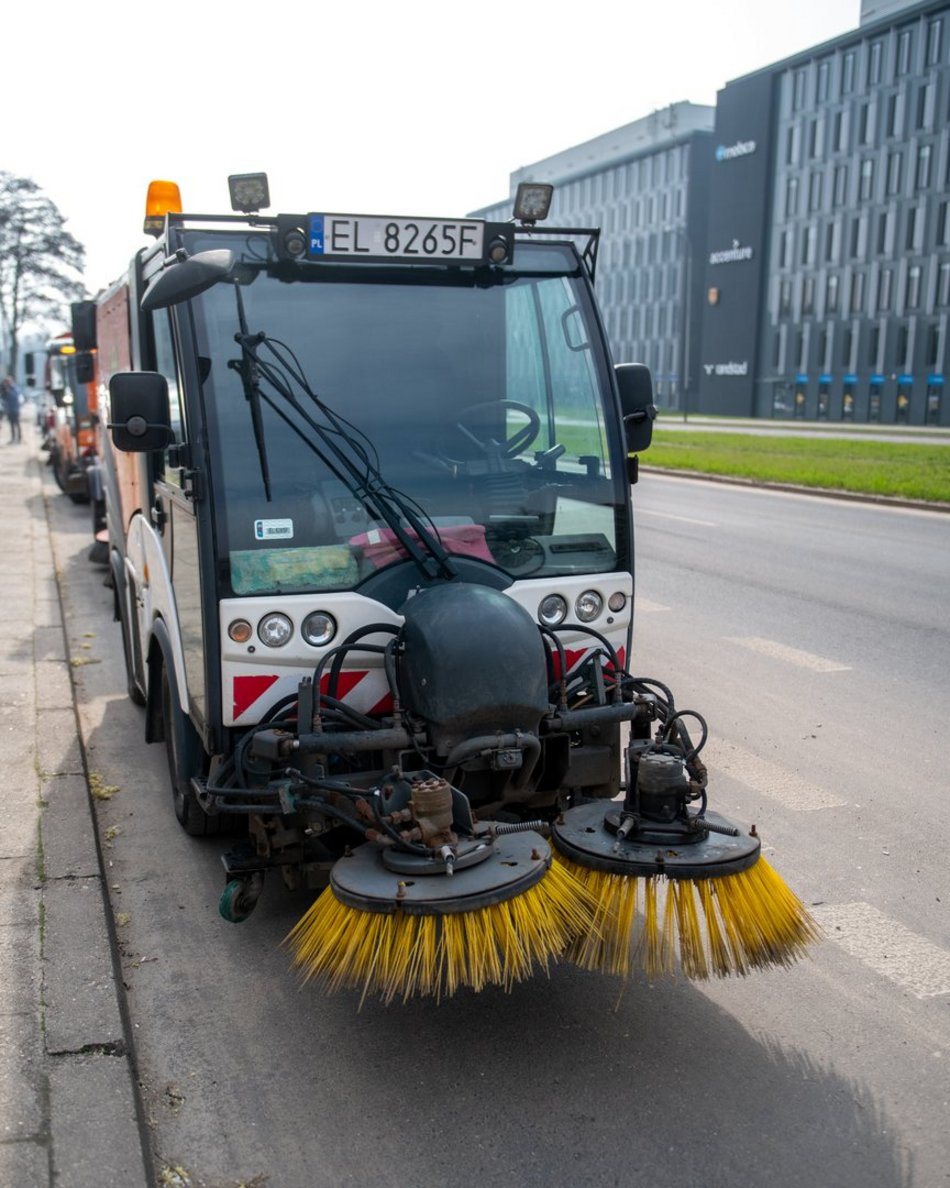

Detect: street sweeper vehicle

[95,174,818,1002]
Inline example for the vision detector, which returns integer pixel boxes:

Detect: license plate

[307,214,485,263]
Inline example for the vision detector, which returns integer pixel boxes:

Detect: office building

[473,103,714,412]
[477,0,950,424]
[703,0,950,423]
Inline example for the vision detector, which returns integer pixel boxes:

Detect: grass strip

[643,431,950,503]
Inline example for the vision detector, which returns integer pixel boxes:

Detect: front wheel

[160,664,219,836]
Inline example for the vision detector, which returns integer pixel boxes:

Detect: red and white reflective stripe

[231,642,626,724]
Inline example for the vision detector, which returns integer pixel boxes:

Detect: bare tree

[0,172,86,376]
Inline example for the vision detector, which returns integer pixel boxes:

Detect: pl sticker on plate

[254,518,294,541]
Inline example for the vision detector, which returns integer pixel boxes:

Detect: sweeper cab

[96,174,817,1002]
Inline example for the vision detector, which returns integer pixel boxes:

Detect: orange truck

[42,303,101,515]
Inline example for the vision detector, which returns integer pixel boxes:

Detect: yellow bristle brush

[551,799,821,980]
[285,830,598,1005]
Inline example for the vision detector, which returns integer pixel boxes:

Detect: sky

[5,0,862,297]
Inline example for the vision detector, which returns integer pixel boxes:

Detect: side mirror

[71,301,98,351]
[108,372,173,453]
[141,248,235,312]
[616,363,656,456]
[74,352,95,385]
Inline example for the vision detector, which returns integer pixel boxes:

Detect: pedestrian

[2,376,22,443]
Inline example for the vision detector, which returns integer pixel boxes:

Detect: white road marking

[705,740,847,810]
[635,598,672,614]
[812,902,950,999]
[726,636,852,672]
[637,509,718,528]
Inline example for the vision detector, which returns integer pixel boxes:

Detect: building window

[817,59,831,101]
[780,229,793,269]
[940,201,950,247]
[886,92,905,138]
[905,265,922,309]
[833,164,849,206]
[851,271,866,313]
[926,18,943,66]
[833,109,850,152]
[877,268,893,311]
[826,273,840,312]
[842,325,854,367]
[780,279,793,314]
[887,151,903,195]
[809,171,823,211]
[877,210,892,253]
[917,82,935,130]
[868,41,883,86]
[785,125,798,165]
[793,68,807,110]
[869,324,881,367]
[803,276,816,314]
[850,215,864,258]
[905,206,922,252]
[825,221,839,262]
[897,323,910,367]
[927,323,941,367]
[859,158,875,201]
[858,101,873,146]
[786,176,799,217]
[808,118,823,158]
[939,262,950,307]
[842,50,856,95]
[802,224,817,266]
[916,144,932,189]
[896,29,913,76]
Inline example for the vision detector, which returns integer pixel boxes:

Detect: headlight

[227,618,253,643]
[608,591,627,613]
[575,590,604,623]
[301,611,337,647]
[538,594,568,628]
[258,612,293,647]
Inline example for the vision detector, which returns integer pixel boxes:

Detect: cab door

[150,310,208,732]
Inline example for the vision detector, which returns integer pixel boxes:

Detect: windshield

[183,233,628,596]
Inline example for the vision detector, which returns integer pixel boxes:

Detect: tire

[160,663,219,837]
[52,450,67,493]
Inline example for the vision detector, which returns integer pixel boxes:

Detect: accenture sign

[715,139,756,162]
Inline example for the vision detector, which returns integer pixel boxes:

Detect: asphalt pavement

[0,422,151,1188]
[1,412,944,1188]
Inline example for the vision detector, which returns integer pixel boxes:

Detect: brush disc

[550,800,761,879]
[285,833,598,1003]
[550,802,820,979]
[331,830,549,914]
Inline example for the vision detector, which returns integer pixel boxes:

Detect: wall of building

[755,1,950,424]
[473,0,950,424]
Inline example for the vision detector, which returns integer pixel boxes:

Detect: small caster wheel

[219,872,264,923]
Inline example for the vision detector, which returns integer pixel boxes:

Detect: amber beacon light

[143,181,183,236]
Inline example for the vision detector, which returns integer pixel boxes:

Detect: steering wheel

[455,400,541,460]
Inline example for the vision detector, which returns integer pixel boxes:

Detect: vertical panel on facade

[698,72,776,415]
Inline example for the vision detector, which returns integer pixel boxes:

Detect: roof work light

[514,182,554,225]
[228,172,270,213]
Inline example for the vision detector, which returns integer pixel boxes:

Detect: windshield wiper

[228,283,272,500]
[226,285,456,582]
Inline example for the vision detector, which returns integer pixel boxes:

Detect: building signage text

[709,239,754,265]
[703,361,749,377]
[715,139,757,162]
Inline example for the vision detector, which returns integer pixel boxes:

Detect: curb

[0,423,153,1188]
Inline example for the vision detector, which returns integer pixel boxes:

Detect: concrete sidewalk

[0,423,152,1187]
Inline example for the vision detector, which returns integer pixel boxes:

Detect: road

[49,471,949,1188]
